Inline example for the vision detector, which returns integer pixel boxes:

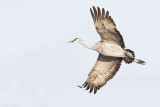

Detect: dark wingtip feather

[89,84,94,93]
[94,86,97,94]
[86,84,90,90]
[105,11,109,19]
[93,6,97,21]
[92,6,96,9]
[97,7,101,20]
[82,82,88,88]
[102,8,105,19]
[90,8,95,22]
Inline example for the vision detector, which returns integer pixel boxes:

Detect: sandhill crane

[68,6,145,94]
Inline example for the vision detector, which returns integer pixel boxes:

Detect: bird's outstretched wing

[82,54,122,94]
[90,6,125,48]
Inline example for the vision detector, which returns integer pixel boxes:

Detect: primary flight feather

[68,6,145,94]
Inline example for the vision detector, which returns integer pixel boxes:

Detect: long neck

[79,41,95,50]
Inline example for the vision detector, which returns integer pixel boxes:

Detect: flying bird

[68,6,145,94]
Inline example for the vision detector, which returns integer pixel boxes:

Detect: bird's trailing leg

[134,58,146,65]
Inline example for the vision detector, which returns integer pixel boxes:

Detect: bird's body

[93,41,125,58]
[68,6,145,94]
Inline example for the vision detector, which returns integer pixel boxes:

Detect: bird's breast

[96,43,125,57]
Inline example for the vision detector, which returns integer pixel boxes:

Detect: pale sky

[0,0,160,107]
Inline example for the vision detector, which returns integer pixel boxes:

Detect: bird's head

[68,38,83,43]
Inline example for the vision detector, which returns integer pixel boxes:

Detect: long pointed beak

[67,40,74,43]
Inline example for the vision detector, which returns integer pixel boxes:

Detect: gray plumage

[68,6,145,94]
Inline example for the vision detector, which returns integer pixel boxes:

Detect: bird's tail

[124,49,135,64]
[124,49,146,65]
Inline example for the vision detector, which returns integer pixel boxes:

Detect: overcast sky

[0,0,160,107]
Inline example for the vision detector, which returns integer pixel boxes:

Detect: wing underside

[90,6,125,48]
[82,54,122,94]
